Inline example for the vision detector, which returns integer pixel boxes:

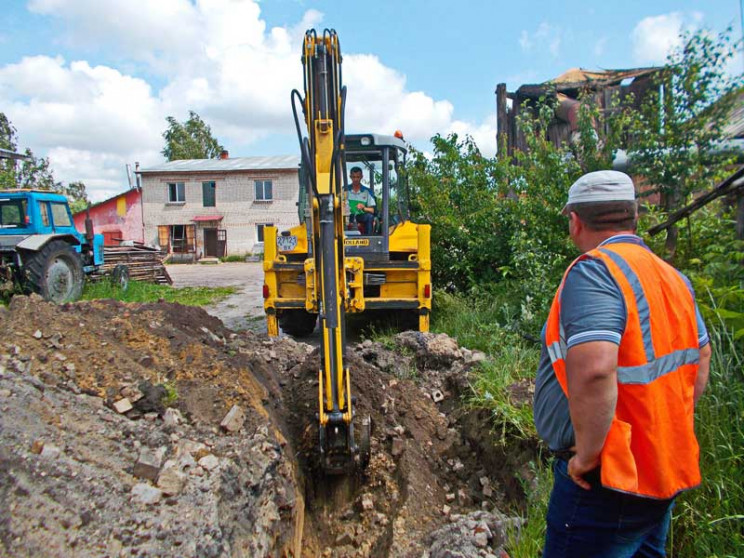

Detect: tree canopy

[0,112,89,209]
[161,111,225,161]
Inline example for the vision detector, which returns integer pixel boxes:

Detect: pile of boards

[93,245,172,285]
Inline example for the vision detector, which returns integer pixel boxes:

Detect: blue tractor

[0,189,125,303]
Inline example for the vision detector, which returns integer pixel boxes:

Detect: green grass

[220,254,248,262]
[81,280,236,306]
[670,320,744,557]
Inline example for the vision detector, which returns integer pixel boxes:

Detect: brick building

[137,154,300,260]
[72,188,143,245]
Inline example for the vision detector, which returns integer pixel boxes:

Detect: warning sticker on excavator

[345,238,370,247]
[277,235,298,251]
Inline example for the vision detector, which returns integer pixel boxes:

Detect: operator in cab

[345,166,376,234]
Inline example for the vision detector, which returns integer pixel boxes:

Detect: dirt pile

[0,294,306,557]
[0,295,533,557]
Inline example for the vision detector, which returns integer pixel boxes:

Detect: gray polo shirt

[533,234,709,451]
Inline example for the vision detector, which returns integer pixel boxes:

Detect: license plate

[277,235,298,251]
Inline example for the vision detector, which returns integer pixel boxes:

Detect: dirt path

[167,262,266,332]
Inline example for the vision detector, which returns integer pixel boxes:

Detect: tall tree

[0,112,85,200]
[0,113,19,189]
[628,28,742,259]
[64,181,90,213]
[161,111,225,161]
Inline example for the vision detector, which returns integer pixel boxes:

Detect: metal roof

[139,155,300,174]
[0,148,29,160]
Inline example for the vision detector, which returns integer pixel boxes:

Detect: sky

[0,0,742,202]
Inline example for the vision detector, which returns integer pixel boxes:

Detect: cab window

[50,202,72,227]
[39,202,51,227]
[0,199,27,228]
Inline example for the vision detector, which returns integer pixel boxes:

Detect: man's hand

[568,453,600,490]
[356,203,365,211]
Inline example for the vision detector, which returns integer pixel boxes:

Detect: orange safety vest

[545,241,701,499]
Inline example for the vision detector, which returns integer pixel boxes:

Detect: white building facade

[138,155,300,260]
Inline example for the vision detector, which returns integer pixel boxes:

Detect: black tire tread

[22,240,85,303]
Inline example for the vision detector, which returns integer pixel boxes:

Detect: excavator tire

[22,240,85,304]
[279,309,318,337]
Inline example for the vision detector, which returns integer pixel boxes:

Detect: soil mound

[0,295,534,557]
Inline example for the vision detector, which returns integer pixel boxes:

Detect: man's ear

[569,211,583,235]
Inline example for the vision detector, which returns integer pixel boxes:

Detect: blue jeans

[543,458,675,558]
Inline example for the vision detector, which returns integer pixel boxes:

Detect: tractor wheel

[24,240,85,304]
[111,264,130,292]
[279,309,318,337]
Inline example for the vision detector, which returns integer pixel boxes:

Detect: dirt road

[167,262,266,332]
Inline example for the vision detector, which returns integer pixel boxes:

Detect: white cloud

[630,11,703,65]
[519,22,562,58]
[594,37,608,57]
[4,0,495,200]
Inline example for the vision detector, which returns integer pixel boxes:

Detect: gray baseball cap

[562,170,636,214]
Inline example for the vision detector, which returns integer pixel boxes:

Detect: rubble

[220,404,245,432]
[0,294,532,557]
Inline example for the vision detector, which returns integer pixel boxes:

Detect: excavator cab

[341,134,408,249]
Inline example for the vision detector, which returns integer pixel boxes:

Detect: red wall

[73,189,144,245]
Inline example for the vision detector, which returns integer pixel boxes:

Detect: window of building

[50,202,72,227]
[202,181,216,207]
[254,180,273,201]
[256,223,273,243]
[168,182,185,203]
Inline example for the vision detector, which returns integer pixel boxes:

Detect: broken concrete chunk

[40,444,61,460]
[360,495,374,511]
[220,405,245,432]
[120,385,144,403]
[442,505,451,516]
[113,398,133,414]
[163,407,182,427]
[432,389,445,403]
[133,447,167,482]
[157,460,187,496]
[445,493,455,502]
[197,454,219,472]
[131,483,162,505]
[471,351,487,363]
[33,330,43,339]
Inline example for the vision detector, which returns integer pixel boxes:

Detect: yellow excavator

[263,29,432,473]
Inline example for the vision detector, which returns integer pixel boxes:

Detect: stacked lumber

[92,245,172,285]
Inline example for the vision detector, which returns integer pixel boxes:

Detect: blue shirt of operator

[533,234,710,451]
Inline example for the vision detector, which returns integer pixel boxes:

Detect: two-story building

[138,154,300,260]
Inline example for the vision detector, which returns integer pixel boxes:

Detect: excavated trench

[273,337,537,557]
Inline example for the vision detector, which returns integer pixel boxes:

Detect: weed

[160,381,178,407]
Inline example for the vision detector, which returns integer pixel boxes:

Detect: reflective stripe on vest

[545,242,701,499]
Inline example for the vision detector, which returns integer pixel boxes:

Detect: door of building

[204,228,218,258]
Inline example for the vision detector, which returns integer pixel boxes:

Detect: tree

[161,111,224,161]
[628,28,742,259]
[64,181,90,213]
[0,112,87,203]
[0,113,19,189]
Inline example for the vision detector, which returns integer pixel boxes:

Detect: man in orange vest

[533,170,711,557]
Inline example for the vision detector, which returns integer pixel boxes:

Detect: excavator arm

[292,29,370,473]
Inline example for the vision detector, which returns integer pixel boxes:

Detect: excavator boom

[294,29,369,473]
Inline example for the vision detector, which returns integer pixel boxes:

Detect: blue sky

[0,0,741,200]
